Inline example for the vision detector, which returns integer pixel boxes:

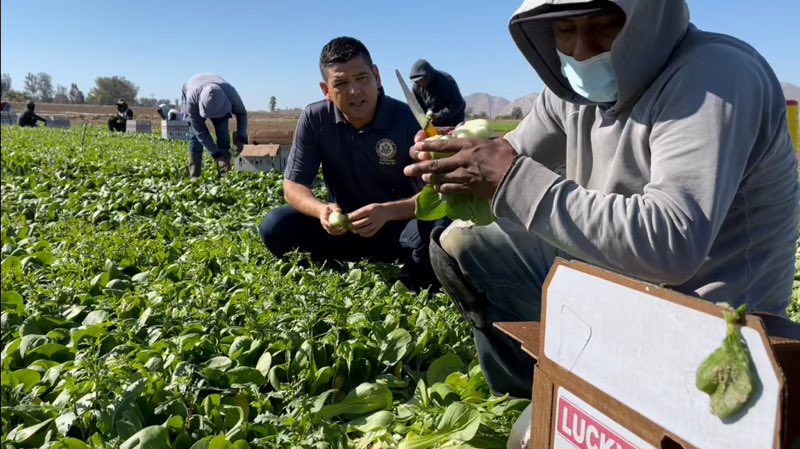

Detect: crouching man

[181,73,248,178]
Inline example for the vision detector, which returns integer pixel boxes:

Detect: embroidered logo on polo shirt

[375,139,397,165]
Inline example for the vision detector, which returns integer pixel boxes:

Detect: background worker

[259,36,445,290]
[405,0,799,404]
[107,98,134,132]
[409,59,466,127]
[17,100,47,127]
[181,73,248,177]
[156,103,180,121]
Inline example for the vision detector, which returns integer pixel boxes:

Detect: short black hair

[319,36,374,81]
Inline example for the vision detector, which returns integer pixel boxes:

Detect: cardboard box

[46,115,71,129]
[250,129,294,145]
[235,144,290,173]
[161,120,191,140]
[1,111,17,126]
[126,120,152,134]
[496,259,799,449]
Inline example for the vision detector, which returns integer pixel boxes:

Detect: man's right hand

[320,204,348,236]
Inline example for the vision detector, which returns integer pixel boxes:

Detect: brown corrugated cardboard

[496,258,800,449]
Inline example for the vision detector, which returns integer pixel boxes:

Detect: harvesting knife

[395,69,438,137]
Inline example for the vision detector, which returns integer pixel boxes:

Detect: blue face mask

[557,50,618,103]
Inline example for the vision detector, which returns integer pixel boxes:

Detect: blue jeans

[189,117,231,159]
[259,205,448,290]
[439,218,563,398]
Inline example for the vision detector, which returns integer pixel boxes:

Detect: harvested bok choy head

[329,211,351,229]
[695,303,758,419]
[414,120,496,226]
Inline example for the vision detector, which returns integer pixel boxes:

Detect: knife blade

[395,69,438,137]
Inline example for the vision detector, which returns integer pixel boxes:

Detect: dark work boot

[429,226,488,329]
[188,153,203,179]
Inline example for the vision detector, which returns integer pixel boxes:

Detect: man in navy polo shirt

[258,36,445,290]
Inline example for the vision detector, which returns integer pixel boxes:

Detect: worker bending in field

[259,36,447,291]
[405,0,799,406]
[409,59,466,128]
[18,100,47,127]
[108,99,134,132]
[181,73,248,178]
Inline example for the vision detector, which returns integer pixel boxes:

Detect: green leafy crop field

[1,126,798,448]
[0,127,527,448]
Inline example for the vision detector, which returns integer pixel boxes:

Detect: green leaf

[1,255,22,274]
[399,402,481,448]
[2,337,23,370]
[50,437,91,449]
[25,342,73,363]
[1,291,25,313]
[82,310,110,325]
[228,336,253,360]
[164,415,184,433]
[427,353,464,386]
[445,194,494,226]
[10,368,42,392]
[89,272,110,295]
[119,425,170,449]
[8,418,54,447]
[227,366,266,386]
[319,382,393,420]
[696,303,758,418]
[255,351,272,377]
[114,396,145,441]
[415,185,447,221]
[55,412,78,436]
[205,356,234,371]
[379,328,413,366]
[190,435,233,449]
[70,325,108,348]
[429,382,461,407]
[347,410,395,433]
[31,250,55,265]
[19,334,50,360]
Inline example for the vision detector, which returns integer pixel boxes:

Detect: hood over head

[409,59,434,81]
[198,85,231,119]
[509,0,690,114]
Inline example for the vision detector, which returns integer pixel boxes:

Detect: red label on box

[557,397,639,449]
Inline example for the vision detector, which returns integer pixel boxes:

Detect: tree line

[466,106,525,120]
[0,72,175,107]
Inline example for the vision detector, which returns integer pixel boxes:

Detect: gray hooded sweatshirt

[498,0,798,314]
[181,73,248,155]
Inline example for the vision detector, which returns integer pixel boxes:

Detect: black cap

[116,99,127,106]
[409,59,430,81]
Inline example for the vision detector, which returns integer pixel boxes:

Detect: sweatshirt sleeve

[432,76,466,124]
[493,49,779,285]
[227,86,248,140]
[187,108,219,155]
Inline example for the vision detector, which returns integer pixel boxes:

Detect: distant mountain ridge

[466,81,800,118]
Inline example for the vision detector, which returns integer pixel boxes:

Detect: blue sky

[2,1,798,110]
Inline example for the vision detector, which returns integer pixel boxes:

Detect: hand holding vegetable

[404,120,518,199]
[321,204,349,235]
[404,120,518,225]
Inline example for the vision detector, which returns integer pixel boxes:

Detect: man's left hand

[403,135,518,199]
[234,134,247,152]
[349,203,391,238]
